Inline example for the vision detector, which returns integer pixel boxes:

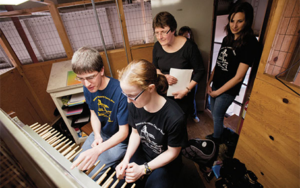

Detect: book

[66,105,83,116]
[68,93,85,106]
[66,71,81,86]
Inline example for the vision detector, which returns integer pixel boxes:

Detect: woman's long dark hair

[223,2,254,48]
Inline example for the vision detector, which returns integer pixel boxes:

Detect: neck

[234,34,240,40]
[165,35,176,48]
[144,92,166,113]
[99,76,110,90]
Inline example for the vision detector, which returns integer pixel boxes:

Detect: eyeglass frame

[154,29,171,37]
[75,71,100,82]
[122,89,145,101]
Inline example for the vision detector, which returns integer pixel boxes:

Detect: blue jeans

[75,132,127,181]
[210,86,235,139]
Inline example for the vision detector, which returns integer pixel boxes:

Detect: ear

[100,67,105,76]
[148,84,155,93]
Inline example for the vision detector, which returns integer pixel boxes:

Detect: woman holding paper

[152,11,205,119]
[116,59,188,188]
[206,2,260,142]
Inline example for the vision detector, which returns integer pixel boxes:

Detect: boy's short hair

[71,47,103,74]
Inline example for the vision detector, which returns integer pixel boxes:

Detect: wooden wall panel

[23,63,57,122]
[0,69,44,125]
[131,44,154,62]
[233,1,300,187]
[234,78,300,188]
[100,49,128,78]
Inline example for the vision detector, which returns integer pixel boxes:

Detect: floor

[186,109,239,188]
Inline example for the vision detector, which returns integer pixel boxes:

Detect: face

[154,26,174,46]
[76,68,104,93]
[120,81,148,108]
[229,12,246,39]
[182,31,190,39]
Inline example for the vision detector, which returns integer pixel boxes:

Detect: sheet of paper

[167,68,193,97]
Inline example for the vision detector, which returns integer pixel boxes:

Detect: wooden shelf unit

[47,60,87,144]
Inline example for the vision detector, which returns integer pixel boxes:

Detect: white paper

[75,116,89,124]
[69,93,85,103]
[167,68,193,97]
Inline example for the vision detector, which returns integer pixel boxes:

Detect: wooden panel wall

[234,0,300,187]
[0,45,154,125]
[0,69,46,125]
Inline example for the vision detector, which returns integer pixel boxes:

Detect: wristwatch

[144,162,152,175]
[186,87,191,93]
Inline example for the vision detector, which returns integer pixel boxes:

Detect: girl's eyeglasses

[122,90,145,101]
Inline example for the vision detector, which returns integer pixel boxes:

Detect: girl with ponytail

[116,59,188,188]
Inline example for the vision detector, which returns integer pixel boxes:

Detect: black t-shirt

[128,97,187,160]
[213,35,259,96]
[152,39,205,83]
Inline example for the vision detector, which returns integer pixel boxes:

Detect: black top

[213,35,260,96]
[128,97,188,160]
[152,39,205,83]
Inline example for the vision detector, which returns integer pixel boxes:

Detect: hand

[70,146,102,171]
[207,84,212,94]
[115,160,129,179]
[209,90,219,98]
[125,163,145,183]
[165,74,178,85]
[172,89,188,99]
[91,135,103,148]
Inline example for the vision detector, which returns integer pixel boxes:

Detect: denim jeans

[75,132,127,181]
[210,86,235,139]
[115,145,183,188]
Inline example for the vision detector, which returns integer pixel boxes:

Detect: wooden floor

[186,109,239,188]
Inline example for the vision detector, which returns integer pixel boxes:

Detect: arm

[207,66,215,95]
[71,123,129,170]
[172,42,205,99]
[90,110,102,147]
[115,128,140,179]
[125,146,181,183]
[209,63,249,98]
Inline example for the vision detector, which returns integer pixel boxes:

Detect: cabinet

[47,60,87,144]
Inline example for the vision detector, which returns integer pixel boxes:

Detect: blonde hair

[118,59,168,96]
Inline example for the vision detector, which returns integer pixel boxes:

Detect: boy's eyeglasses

[75,72,100,82]
[122,90,145,101]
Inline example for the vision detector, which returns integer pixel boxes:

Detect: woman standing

[115,59,188,188]
[206,2,260,142]
[152,12,205,121]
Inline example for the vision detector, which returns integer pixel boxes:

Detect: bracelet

[186,87,191,93]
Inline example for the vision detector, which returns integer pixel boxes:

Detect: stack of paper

[66,105,83,116]
[74,116,89,124]
[68,93,85,106]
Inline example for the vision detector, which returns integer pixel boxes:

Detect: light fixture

[0,0,29,5]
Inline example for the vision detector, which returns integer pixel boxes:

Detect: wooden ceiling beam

[5,5,39,63]
[0,29,24,74]
[47,1,73,59]
[116,0,132,63]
